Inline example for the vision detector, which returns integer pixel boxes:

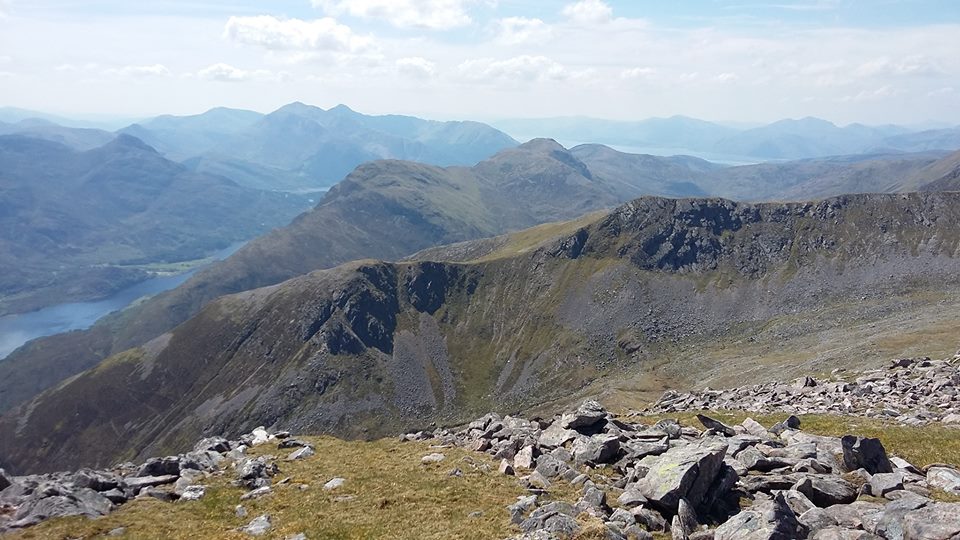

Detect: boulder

[421,453,446,465]
[697,414,736,437]
[572,434,620,465]
[562,400,608,431]
[124,475,178,491]
[287,447,315,461]
[868,472,905,497]
[193,437,231,454]
[926,466,960,494]
[240,514,272,536]
[323,478,346,491]
[902,503,960,540]
[179,485,206,502]
[136,457,182,478]
[10,488,113,528]
[515,446,537,470]
[793,476,858,508]
[841,436,893,474]
[637,441,728,514]
[714,492,805,540]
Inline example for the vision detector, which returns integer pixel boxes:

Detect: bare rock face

[636,441,729,515]
[901,503,960,540]
[841,436,893,475]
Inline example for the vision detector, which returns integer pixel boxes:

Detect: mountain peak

[105,133,157,153]
[517,138,567,153]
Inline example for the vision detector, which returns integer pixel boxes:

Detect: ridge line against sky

[0,0,958,124]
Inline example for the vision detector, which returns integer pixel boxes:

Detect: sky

[0,0,959,125]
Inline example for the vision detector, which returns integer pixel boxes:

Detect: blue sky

[1,0,958,124]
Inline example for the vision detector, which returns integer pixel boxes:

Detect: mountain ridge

[5,192,960,473]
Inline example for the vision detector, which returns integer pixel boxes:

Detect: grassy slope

[6,437,578,540]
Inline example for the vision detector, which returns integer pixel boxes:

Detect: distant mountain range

[494,115,960,161]
[0,134,313,316]
[122,103,520,190]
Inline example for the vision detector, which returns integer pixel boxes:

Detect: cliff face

[5,192,960,474]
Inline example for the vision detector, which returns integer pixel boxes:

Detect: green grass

[7,437,581,540]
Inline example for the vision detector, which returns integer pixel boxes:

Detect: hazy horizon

[1,0,959,125]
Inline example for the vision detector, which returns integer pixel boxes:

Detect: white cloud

[396,56,436,79]
[0,71,14,79]
[856,55,945,78]
[562,0,613,24]
[104,64,171,78]
[496,17,552,45]
[927,87,955,98]
[224,15,375,53]
[620,67,656,80]
[313,0,483,30]
[197,63,279,82]
[841,85,900,102]
[457,55,570,83]
[714,72,739,83]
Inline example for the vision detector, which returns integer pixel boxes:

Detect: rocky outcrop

[408,398,960,540]
[649,356,960,426]
[0,425,290,533]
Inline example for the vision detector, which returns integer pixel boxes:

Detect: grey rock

[638,441,728,514]
[194,436,231,454]
[810,527,881,539]
[240,486,273,500]
[178,485,206,501]
[539,423,578,448]
[572,434,620,465]
[793,476,858,507]
[241,514,272,536]
[563,400,608,430]
[535,454,567,479]
[124,475,179,491]
[278,438,311,449]
[842,436,893,474]
[287,446,315,461]
[902,503,960,540]
[697,414,736,437]
[323,477,346,490]
[499,459,516,476]
[799,507,839,533]
[676,498,699,538]
[516,446,538,470]
[869,472,905,497]
[421,453,446,464]
[926,466,960,494]
[618,488,647,508]
[136,456,182,478]
[714,492,805,540]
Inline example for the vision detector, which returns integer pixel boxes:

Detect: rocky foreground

[2,358,960,539]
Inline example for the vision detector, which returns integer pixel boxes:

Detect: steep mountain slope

[913,149,960,191]
[0,139,719,413]
[131,103,520,191]
[0,134,312,315]
[4,192,960,473]
[569,144,721,197]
